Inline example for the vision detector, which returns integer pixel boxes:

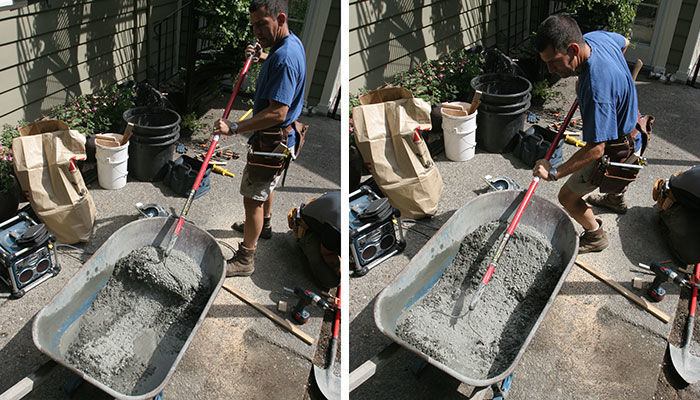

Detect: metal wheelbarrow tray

[32,217,225,399]
[374,190,579,387]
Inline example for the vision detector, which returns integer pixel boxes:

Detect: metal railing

[153,1,193,89]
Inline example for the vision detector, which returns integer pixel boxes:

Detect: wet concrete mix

[396,221,566,380]
[62,246,211,395]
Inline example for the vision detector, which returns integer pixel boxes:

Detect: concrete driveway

[349,76,700,399]
[0,103,340,399]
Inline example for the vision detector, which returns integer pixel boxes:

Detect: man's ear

[569,42,581,57]
[276,12,287,26]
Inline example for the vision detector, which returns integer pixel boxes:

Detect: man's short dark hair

[536,14,584,53]
[249,0,288,17]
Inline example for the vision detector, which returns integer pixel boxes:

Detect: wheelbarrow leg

[467,372,514,400]
[468,385,490,400]
[409,357,428,376]
[64,373,83,394]
[493,372,514,400]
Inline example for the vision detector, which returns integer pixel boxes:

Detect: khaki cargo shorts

[564,160,599,195]
[239,145,294,202]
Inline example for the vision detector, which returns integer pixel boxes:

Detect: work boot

[232,216,272,239]
[578,218,609,254]
[586,193,628,214]
[226,243,256,277]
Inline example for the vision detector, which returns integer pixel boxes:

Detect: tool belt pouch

[292,120,309,158]
[589,137,638,193]
[246,129,288,183]
[590,154,640,194]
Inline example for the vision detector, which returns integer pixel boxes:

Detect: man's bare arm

[214,100,289,135]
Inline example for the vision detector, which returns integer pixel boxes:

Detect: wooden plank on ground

[222,284,314,345]
[575,258,670,323]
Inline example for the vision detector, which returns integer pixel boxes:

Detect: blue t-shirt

[578,31,640,151]
[253,32,306,147]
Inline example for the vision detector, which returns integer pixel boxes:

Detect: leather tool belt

[246,124,293,183]
[589,113,654,193]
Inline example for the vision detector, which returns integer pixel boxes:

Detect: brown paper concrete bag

[353,88,444,218]
[13,120,96,243]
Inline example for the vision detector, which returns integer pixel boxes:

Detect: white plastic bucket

[95,133,129,190]
[441,102,477,161]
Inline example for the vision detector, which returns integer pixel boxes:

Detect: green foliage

[390,50,484,105]
[532,79,556,101]
[243,62,262,107]
[181,112,207,134]
[0,123,21,192]
[47,85,136,136]
[288,0,310,35]
[566,0,642,37]
[198,0,254,65]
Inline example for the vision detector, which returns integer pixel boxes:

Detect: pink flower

[439,73,444,78]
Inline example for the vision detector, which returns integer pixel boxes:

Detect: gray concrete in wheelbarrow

[349,76,700,399]
[0,106,340,399]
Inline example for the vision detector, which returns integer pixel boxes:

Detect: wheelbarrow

[32,216,225,399]
[373,190,578,391]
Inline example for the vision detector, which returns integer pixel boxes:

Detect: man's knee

[558,184,581,210]
[243,197,264,211]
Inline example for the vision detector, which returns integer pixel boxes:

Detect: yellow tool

[239,108,253,121]
[212,165,235,178]
[564,134,585,147]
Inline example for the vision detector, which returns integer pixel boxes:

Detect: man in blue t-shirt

[532,14,639,254]
[214,0,306,276]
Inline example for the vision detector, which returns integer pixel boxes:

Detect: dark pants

[298,230,339,290]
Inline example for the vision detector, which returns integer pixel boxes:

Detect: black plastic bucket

[123,107,181,137]
[477,105,529,153]
[470,73,532,105]
[478,93,532,113]
[128,132,180,182]
[130,126,181,144]
[471,73,532,153]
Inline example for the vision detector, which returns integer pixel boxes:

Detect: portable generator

[349,185,405,276]
[0,212,59,298]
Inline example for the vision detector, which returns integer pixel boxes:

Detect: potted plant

[0,124,20,221]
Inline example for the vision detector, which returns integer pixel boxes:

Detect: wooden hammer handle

[120,122,134,146]
[631,59,643,82]
[468,90,482,114]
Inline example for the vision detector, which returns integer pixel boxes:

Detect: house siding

[349,0,500,92]
[0,0,176,126]
[306,0,340,108]
[667,0,697,73]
